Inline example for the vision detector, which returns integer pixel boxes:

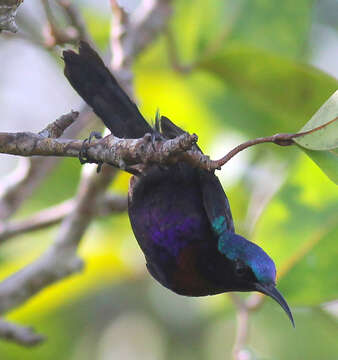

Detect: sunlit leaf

[294,91,338,150]
[292,91,338,184]
[301,148,338,185]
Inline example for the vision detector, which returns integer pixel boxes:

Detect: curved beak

[255,283,295,327]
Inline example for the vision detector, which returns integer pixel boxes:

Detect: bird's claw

[78,131,103,172]
[79,138,89,164]
[151,132,162,151]
[88,131,103,143]
[96,162,103,173]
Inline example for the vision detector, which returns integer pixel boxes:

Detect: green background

[0,0,337,359]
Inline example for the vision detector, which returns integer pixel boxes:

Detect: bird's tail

[63,41,152,139]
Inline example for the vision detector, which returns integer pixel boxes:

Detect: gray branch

[0,0,23,32]
[0,126,201,169]
[0,194,127,243]
[0,111,79,220]
[0,163,118,314]
[0,319,45,346]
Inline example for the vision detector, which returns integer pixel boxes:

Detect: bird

[63,41,294,326]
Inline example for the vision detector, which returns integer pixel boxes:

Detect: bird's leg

[78,138,89,165]
[149,131,162,151]
[88,131,103,143]
[79,131,104,172]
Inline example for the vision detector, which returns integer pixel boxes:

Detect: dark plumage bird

[63,42,294,326]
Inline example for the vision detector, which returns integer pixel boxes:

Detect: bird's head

[218,232,294,327]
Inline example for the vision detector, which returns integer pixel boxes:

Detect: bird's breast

[128,165,224,296]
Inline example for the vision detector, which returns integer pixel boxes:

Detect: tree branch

[1,119,334,174]
[0,163,119,314]
[0,111,79,220]
[110,0,172,95]
[0,0,23,33]
[0,319,44,346]
[214,117,338,168]
[0,193,127,243]
[0,126,199,169]
[229,293,265,360]
[41,0,91,48]
[57,0,91,43]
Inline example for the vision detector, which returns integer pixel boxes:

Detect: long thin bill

[255,283,295,327]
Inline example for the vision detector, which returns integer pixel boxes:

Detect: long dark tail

[63,41,152,139]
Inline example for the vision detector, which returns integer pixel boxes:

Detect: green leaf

[199,44,338,134]
[292,91,338,184]
[294,91,338,150]
[301,148,338,185]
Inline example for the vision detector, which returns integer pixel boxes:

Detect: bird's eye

[235,260,247,277]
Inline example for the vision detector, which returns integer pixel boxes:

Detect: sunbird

[63,42,294,326]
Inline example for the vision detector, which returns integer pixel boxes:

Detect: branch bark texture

[0,0,23,32]
[0,127,199,169]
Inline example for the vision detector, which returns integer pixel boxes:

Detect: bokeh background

[0,0,337,359]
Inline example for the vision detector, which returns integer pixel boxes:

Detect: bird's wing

[63,41,152,139]
[160,116,185,138]
[160,116,234,235]
[199,170,235,235]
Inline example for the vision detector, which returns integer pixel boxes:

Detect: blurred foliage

[200,44,337,134]
[0,0,337,359]
[255,154,338,305]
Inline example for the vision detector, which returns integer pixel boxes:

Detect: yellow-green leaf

[294,91,338,151]
[293,91,338,184]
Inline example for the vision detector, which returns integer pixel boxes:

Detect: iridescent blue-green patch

[218,233,276,284]
[212,216,226,235]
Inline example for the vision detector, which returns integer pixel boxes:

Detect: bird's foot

[150,132,162,151]
[78,131,103,172]
[88,131,102,143]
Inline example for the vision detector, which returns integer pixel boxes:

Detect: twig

[213,117,338,168]
[0,319,44,346]
[57,0,91,43]
[1,117,335,174]
[0,111,79,220]
[229,293,265,360]
[0,193,127,243]
[128,0,172,59]
[0,164,118,315]
[110,0,172,95]
[41,0,69,47]
[39,110,79,138]
[228,294,250,360]
[0,106,92,221]
[41,0,89,48]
